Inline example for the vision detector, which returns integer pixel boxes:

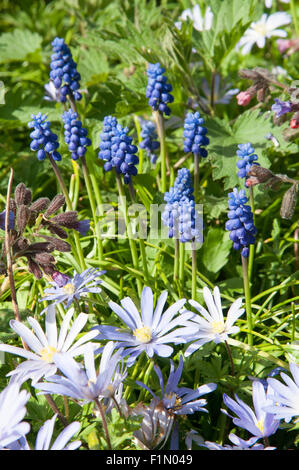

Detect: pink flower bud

[236,91,252,106]
[276,39,291,53]
[290,118,299,129]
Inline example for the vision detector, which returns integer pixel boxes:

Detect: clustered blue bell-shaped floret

[164,168,194,204]
[236,143,259,187]
[98,116,139,184]
[183,112,209,157]
[28,113,61,161]
[225,188,257,258]
[139,120,160,164]
[62,110,91,160]
[162,168,203,243]
[49,37,82,102]
[146,63,174,116]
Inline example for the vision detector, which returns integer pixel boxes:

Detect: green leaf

[0,29,42,63]
[201,228,231,274]
[207,109,297,190]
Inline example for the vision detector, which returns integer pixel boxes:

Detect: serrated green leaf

[0,29,42,63]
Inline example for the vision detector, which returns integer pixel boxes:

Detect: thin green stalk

[191,241,197,300]
[48,154,86,271]
[179,242,185,288]
[290,0,299,36]
[94,398,112,450]
[154,110,167,193]
[133,114,144,174]
[241,255,253,346]
[291,302,296,342]
[194,152,199,203]
[115,173,142,296]
[174,238,179,281]
[81,156,103,261]
[224,340,235,376]
[248,186,255,282]
[128,180,149,284]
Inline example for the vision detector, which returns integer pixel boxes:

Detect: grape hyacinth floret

[139,119,160,164]
[28,113,61,161]
[146,63,174,116]
[183,112,209,157]
[162,168,203,243]
[98,115,139,184]
[236,143,259,186]
[225,188,257,258]
[50,37,82,102]
[62,110,91,160]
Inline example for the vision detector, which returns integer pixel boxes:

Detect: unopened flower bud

[236,91,253,106]
[280,184,297,220]
[44,194,65,217]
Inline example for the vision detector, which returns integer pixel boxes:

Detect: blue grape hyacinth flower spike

[139,119,160,164]
[62,110,91,160]
[50,37,82,102]
[225,188,257,258]
[146,63,174,117]
[236,143,259,186]
[98,115,139,184]
[183,111,209,158]
[28,113,61,162]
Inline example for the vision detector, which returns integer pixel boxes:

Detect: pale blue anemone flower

[203,433,276,450]
[222,380,280,438]
[93,287,197,367]
[137,355,217,415]
[0,382,30,449]
[264,363,299,423]
[40,267,105,311]
[8,414,81,450]
[0,305,98,384]
[184,286,244,357]
[34,342,126,404]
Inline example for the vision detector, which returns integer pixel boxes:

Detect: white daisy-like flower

[0,305,98,384]
[184,286,244,357]
[265,0,289,8]
[0,382,30,449]
[264,363,299,423]
[236,12,291,55]
[8,414,81,450]
[176,4,213,32]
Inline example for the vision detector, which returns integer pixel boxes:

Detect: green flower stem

[179,242,185,288]
[81,156,103,261]
[194,152,199,203]
[94,398,112,450]
[133,114,144,174]
[248,186,255,282]
[191,241,197,300]
[291,0,299,36]
[115,173,142,296]
[48,154,86,271]
[153,110,167,193]
[128,180,150,284]
[241,255,253,346]
[224,340,235,376]
[124,353,145,401]
[138,358,155,401]
[174,238,179,281]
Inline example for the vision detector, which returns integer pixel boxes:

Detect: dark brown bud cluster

[246,166,298,220]
[2,183,87,279]
[238,68,274,105]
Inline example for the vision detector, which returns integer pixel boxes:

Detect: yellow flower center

[40,346,57,363]
[133,325,152,343]
[253,23,267,37]
[63,283,76,295]
[257,418,264,434]
[211,320,225,334]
